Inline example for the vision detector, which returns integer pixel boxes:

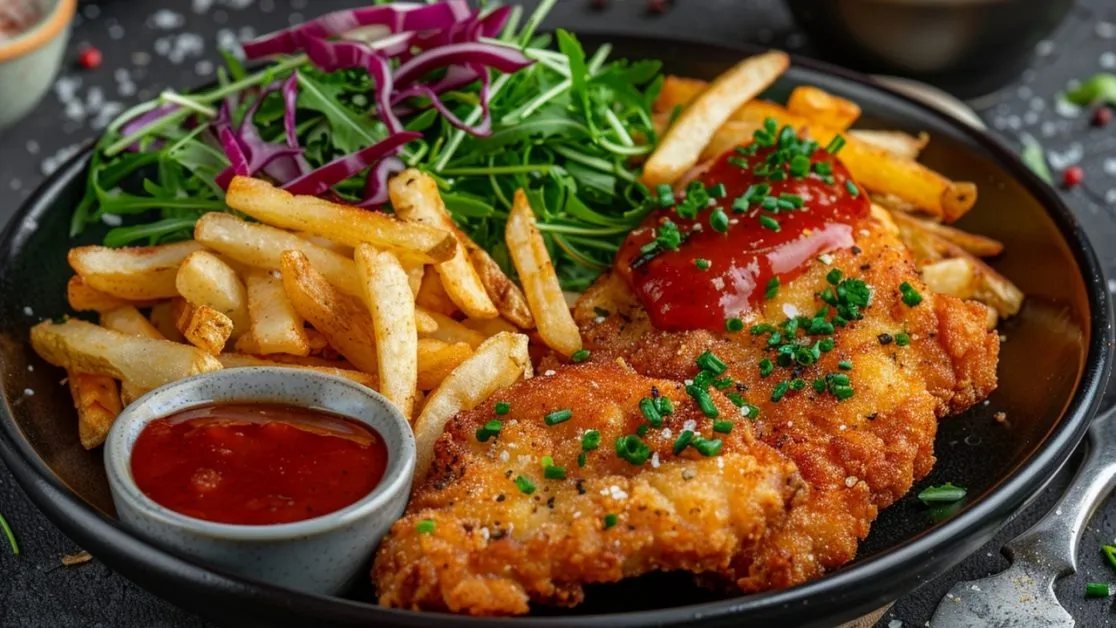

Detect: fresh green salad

[74,0,665,290]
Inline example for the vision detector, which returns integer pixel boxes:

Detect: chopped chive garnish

[639,397,663,426]
[827,373,851,386]
[789,154,810,178]
[603,513,619,529]
[571,349,591,363]
[693,437,723,456]
[826,135,846,154]
[637,424,649,436]
[656,396,674,416]
[761,196,779,211]
[896,332,911,347]
[813,378,827,393]
[696,351,728,375]
[726,392,746,407]
[759,215,780,231]
[615,434,651,465]
[578,452,588,467]
[751,323,776,335]
[731,196,750,212]
[544,409,573,426]
[712,376,734,390]
[789,378,806,391]
[741,403,759,419]
[695,258,711,270]
[779,193,804,208]
[713,420,734,433]
[1086,582,1112,598]
[819,338,835,352]
[544,465,567,480]
[673,430,695,455]
[1103,545,1116,570]
[709,208,729,233]
[416,519,436,534]
[845,180,860,197]
[725,317,744,332]
[899,281,923,307]
[656,183,675,207]
[581,429,601,451]
[727,156,748,168]
[707,183,727,198]
[476,419,503,443]
[813,161,832,176]
[826,268,843,285]
[515,475,536,494]
[838,359,853,370]
[686,384,720,418]
[771,381,790,402]
[765,277,780,300]
[917,482,967,505]
[759,358,774,377]
[495,401,510,415]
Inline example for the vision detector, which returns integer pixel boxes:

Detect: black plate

[0,34,1110,627]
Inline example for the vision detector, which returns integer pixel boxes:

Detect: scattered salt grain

[27,365,34,372]
[108,24,124,40]
[216,28,243,59]
[499,450,509,462]
[1097,22,1116,39]
[1035,40,1054,56]
[1108,279,1116,294]
[23,388,34,397]
[543,369,556,377]
[1102,52,1116,70]
[844,476,858,487]
[650,452,660,468]
[1047,143,1084,170]
[682,419,696,432]
[22,306,33,316]
[1054,97,1081,119]
[1104,158,1116,176]
[149,9,186,30]
[817,253,833,265]
[1106,189,1116,205]
[82,3,100,19]
[660,427,672,440]
[782,303,799,319]
[26,140,38,154]
[192,0,215,13]
[101,214,123,227]
[888,621,903,628]
[195,60,214,76]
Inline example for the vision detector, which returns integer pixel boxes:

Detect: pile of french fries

[32,171,579,457]
[645,50,1022,326]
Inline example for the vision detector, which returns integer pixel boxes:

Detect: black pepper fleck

[878,333,893,345]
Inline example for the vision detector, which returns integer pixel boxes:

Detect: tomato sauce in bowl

[0,0,41,42]
[130,402,389,526]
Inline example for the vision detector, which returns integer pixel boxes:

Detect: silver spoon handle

[1003,405,1116,575]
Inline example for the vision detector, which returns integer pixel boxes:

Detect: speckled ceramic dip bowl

[103,367,416,596]
[0,0,76,130]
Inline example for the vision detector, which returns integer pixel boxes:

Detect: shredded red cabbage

[283,132,420,197]
[358,156,406,208]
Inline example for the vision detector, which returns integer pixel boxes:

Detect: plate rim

[0,33,1110,627]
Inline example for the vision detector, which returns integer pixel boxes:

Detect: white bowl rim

[104,367,416,542]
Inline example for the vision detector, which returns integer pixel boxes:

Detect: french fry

[194,213,363,298]
[461,316,519,338]
[297,233,353,257]
[389,170,498,319]
[226,176,456,264]
[176,250,250,338]
[505,190,583,356]
[241,270,309,356]
[100,306,164,340]
[66,276,155,312]
[466,244,534,329]
[414,308,439,334]
[642,51,789,187]
[653,75,707,113]
[280,250,379,374]
[416,338,473,390]
[304,327,329,353]
[255,352,357,369]
[889,210,1004,257]
[400,258,425,298]
[422,311,487,348]
[355,244,418,417]
[730,101,978,221]
[68,241,203,300]
[413,332,531,478]
[175,302,234,355]
[416,267,458,316]
[31,319,221,390]
[217,353,378,389]
[971,254,1024,317]
[787,85,861,130]
[68,373,122,450]
[921,258,978,299]
[848,129,929,160]
[149,300,186,343]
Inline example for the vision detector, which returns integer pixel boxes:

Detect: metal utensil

[930,405,1116,627]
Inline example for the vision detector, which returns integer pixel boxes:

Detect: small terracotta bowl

[0,0,76,130]
[103,367,416,595]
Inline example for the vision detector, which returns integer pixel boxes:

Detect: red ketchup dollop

[131,402,388,525]
[617,143,869,331]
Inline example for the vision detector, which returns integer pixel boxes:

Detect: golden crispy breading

[373,362,806,614]
[374,208,1000,614]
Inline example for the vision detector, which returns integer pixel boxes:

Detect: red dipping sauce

[0,1,41,42]
[131,402,388,526]
[618,142,869,331]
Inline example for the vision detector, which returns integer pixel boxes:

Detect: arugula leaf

[556,29,594,136]
[297,72,384,154]
[1065,73,1116,106]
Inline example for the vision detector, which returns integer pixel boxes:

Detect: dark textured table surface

[2,1,1116,626]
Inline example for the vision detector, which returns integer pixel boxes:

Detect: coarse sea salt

[149,9,186,30]
[22,306,33,316]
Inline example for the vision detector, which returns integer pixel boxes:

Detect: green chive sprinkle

[819,338,835,352]
[686,385,720,418]
[0,514,18,556]
[814,161,832,176]
[416,519,436,535]
[765,277,780,300]
[1086,583,1112,598]
[615,435,651,465]
[695,258,711,270]
[710,208,730,233]
[779,193,805,208]
[726,317,744,332]
[1102,545,1116,570]
[741,404,760,419]
[696,350,728,375]
[838,360,853,370]
[759,215,780,232]
[726,391,746,407]
[707,183,727,198]
[603,513,619,530]
[759,358,774,378]
[917,482,967,505]
[636,424,649,436]
[826,135,846,154]
[896,332,911,347]
[656,183,675,207]
[582,429,601,451]
[656,396,674,416]
[713,420,734,433]
[571,349,591,363]
[495,401,510,415]
[692,437,723,457]
[515,475,536,494]
[845,180,860,197]
[771,381,790,402]
[544,465,568,480]
[751,323,776,335]
[900,281,923,307]
[578,452,588,467]
[731,196,750,213]
[544,409,573,426]
[813,378,827,393]
[639,397,663,426]
[826,268,843,285]
[673,430,695,455]
[476,419,503,443]
[789,378,806,391]
[789,154,810,178]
